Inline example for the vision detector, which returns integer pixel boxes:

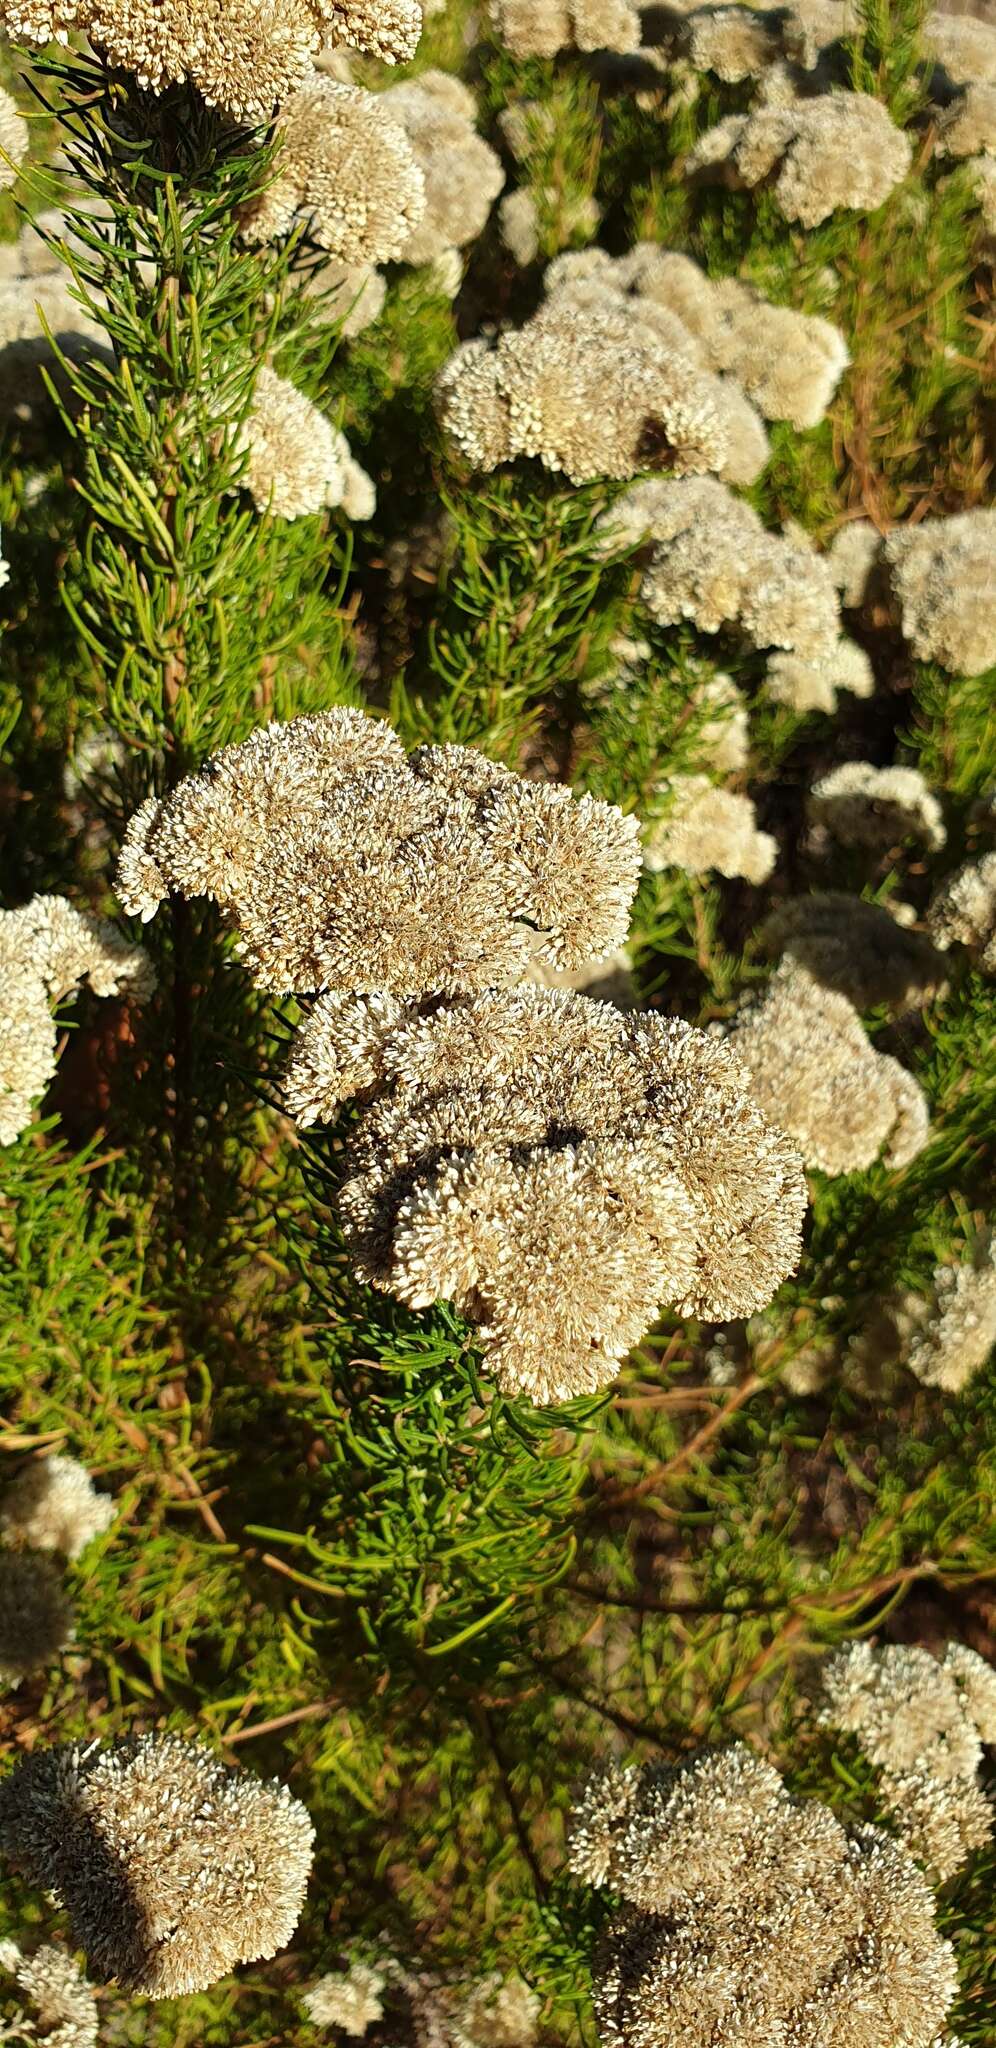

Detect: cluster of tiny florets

[645,775,776,885]
[761,893,948,1012]
[905,1239,996,1393]
[545,242,849,431]
[302,1953,540,2047]
[0,1456,115,1562]
[117,709,642,998]
[925,8,996,91]
[928,852,996,974]
[435,296,766,487]
[688,92,913,226]
[0,894,154,1145]
[0,1734,315,1997]
[724,962,930,1174]
[303,1960,388,2033]
[488,0,640,60]
[288,984,806,1403]
[884,511,996,676]
[595,477,869,710]
[235,367,375,521]
[241,78,427,264]
[379,71,506,278]
[568,1743,957,2048]
[0,1937,98,2048]
[0,0,423,123]
[808,761,947,853]
[819,1640,996,1878]
[936,82,996,161]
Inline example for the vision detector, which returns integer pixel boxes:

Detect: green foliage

[0,0,994,2042]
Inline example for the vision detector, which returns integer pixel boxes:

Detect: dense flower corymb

[380,71,506,274]
[241,78,426,263]
[724,962,930,1173]
[568,1744,957,2048]
[436,297,763,487]
[884,510,996,676]
[0,1939,98,2048]
[596,477,867,708]
[117,711,642,998]
[549,243,849,432]
[688,92,913,226]
[819,1640,996,1878]
[928,852,996,974]
[0,1735,315,1997]
[761,893,948,1012]
[0,1455,115,1561]
[236,367,375,520]
[0,0,424,123]
[0,894,154,1145]
[287,985,807,1403]
[808,760,946,852]
[489,0,640,59]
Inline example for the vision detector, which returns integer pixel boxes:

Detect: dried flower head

[683,4,782,80]
[819,1640,996,1878]
[597,476,844,664]
[303,1960,387,2032]
[820,1640,992,1783]
[0,894,154,1145]
[925,9,996,90]
[725,962,930,1173]
[906,1239,996,1392]
[380,72,505,269]
[488,0,640,58]
[546,243,848,431]
[688,93,913,226]
[764,639,874,713]
[451,1972,541,2046]
[0,1939,98,2048]
[569,1744,957,2048]
[0,1456,115,1562]
[808,761,946,852]
[885,510,996,676]
[781,0,860,67]
[0,1734,315,1997]
[241,79,426,262]
[936,83,996,160]
[0,1548,74,1686]
[235,366,374,521]
[828,518,882,607]
[760,893,948,1011]
[290,984,806,1402]
[0,0,423,122]
[117,712,641,1000]
[928,852,996,974]
[646,776,776,884]
[436,297,761,486]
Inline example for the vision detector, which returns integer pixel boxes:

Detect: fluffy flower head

[725,963,930,1173]
[0,1735,314,1997]
[288,984,807,1402]
[117,712,642,1000]
[0,1456,115,1562]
